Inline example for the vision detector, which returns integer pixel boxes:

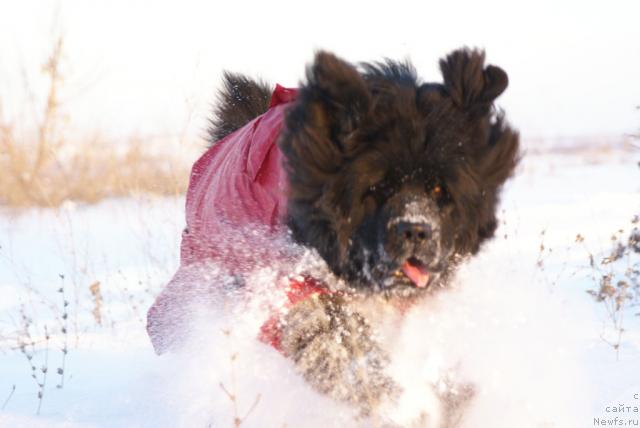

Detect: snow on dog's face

[279,49,519,297]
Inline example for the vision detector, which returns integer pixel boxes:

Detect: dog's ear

[439,48,508,117]
[473,113,520,245]
[439,49,517,187]
[303,51,371,141]
[480,115,520,187]
[279,52,371,272]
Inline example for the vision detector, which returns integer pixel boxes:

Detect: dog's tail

[207,72,272,145]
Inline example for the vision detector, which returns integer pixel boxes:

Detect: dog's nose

[395,221,432,243]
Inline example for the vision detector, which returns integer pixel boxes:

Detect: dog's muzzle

[385,199,442,288]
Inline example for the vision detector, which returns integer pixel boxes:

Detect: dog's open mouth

[396,257,430,288]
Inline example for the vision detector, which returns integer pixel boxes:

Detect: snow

[1,147,639,427]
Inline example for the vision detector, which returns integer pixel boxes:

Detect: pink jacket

[147,85,320,354]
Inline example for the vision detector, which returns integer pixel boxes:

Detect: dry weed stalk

[16,307,49,415]
[580,214,640,357]
[0,34,66,206]
[89,280,103,326]
[13,273,73,412]
[0,34,191,208]
[216,328,262,428]
[533,228,580,290]
[56,274,69,389]
[1,384,16,411]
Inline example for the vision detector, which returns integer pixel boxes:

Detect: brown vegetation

[0,35,192,208]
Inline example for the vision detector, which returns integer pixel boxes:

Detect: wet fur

[209,48,520,425]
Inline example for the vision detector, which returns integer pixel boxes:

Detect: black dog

[207,48,519,424]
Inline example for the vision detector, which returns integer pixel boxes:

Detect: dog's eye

[431,184,445,199]
[430,183,450,204]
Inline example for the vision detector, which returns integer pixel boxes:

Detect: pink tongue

[402,260,430,288]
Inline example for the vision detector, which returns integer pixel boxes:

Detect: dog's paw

[435,375,476,428]
[376,384,442,428]
[280,293,398,413]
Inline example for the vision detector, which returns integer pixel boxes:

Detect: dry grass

[0,135,191,207]
[0,35,192,208]
[581,215,640,356]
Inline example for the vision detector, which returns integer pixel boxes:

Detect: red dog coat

[147,85,330,354]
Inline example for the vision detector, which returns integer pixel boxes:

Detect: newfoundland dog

[148,48,520,425]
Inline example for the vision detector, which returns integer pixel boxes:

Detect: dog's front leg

[280,293,398,415]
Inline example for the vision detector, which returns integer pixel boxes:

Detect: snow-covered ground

[1,146,639,427]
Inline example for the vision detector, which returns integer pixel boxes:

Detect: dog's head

[279,49,519,297]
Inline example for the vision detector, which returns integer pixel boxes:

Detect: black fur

[208,71,272,144]
[278,48,520,294]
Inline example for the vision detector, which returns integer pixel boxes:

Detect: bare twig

[89,281,103,326]
[217,329,262,427]
[56,274,69,389]
[1,385,16,411]
[583,214,640,358]
[36,325,51,415]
